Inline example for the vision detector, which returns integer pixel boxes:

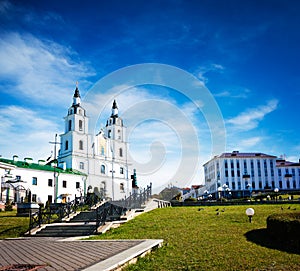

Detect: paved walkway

[0,237,163,271]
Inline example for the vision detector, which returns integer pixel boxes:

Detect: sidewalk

[0,237,163,271]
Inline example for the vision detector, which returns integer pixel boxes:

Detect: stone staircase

[30,198,171,237]
[32,202,128,237]
[33,222,97,237]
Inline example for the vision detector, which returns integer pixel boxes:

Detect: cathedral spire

[111,99,118,117]
[73,82,81,105]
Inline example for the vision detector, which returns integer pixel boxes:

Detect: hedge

[267,212,300,251]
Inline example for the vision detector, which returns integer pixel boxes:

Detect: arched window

[79,120,83,131]
[101,165,105,174]
[101,146,105,156]
[119,148,123,157]
[79,140,83,150]
[68,120,72,131]
[108,130,111,138]
[65,140,68,150]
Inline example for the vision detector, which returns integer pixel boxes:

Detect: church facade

[57,87,131,201]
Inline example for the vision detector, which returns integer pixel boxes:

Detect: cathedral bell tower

[58,86,90,172]
[105,100,127,162]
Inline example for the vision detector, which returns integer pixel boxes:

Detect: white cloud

[0,105,59,160]
[214,88,251,99]
[0,32,94,106]
[227,99,278,130]
[195,63,225,83]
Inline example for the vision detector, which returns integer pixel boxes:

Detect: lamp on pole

[217,186,223,202]
[274,187,279,201]
[242,173,250,199]
[49,134,61,203]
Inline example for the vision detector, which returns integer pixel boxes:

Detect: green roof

[0,158,86,176]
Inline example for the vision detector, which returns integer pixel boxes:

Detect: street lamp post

[274,187,279,201]
[246,208,255,223]
[243,173,250,199]
[217,186,223,202]
[49,134,61,203]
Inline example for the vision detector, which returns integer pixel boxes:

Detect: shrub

[267,212,300,251]
[184,197,197,202]
[5,202,13,212]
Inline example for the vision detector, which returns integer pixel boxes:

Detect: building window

[101,165,105,174]
[225,170,228,178]
[16,175,21,181]
[232,182,236,190]
[271,181,275,189]
[243,160,247,171]
[259,181,262,189]
[120,167,124,174]
[108,130,111,138]
[278,169,282,177]
[48,195,53,204]
[225,160,228,169]
[101,146,105,156]
[76,182,80,189]
[231,170,235,177]
[65,140,68,150]
[79,120,83,131]
[79,140,83,150]
[68,120,72,131]
[32,177,37,185]
[119,148,123,157]
[279,180,283,189]
[237,181,241,190]
[32,194,37,202]
[287,180,290,189]
[48,179,53,187]
[120,183,125,192]
[252,181,255,189]
[293,180,296,189]
[62,180,67,188]
[79,162,84,170]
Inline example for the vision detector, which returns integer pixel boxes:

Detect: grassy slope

[0,211,29,239]
[92,204,300,271]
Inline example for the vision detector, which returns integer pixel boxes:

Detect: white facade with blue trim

[203,151,300,198]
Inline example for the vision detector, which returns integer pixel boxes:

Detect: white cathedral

[57,86,131,201]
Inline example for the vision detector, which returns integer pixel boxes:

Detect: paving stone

[0,238,144,271]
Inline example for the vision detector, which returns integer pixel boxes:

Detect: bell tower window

[79,140,83,150]
[79,120,83,131]
[119,148,123,157]
[68,120,72,131]
[65,140,68,150]
[108,130,111,138]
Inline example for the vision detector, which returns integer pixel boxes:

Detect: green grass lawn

[91,204,300,271]
[0,211,29,239]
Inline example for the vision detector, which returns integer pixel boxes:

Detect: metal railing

[28,194,101,233]
[95,183,153,228]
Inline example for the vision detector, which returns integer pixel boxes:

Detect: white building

[276,158,300,191]
[203,151,283,198]
[0,156,86,204]
[58,87,131,201]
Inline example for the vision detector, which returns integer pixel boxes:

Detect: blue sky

[0,0,299,189]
